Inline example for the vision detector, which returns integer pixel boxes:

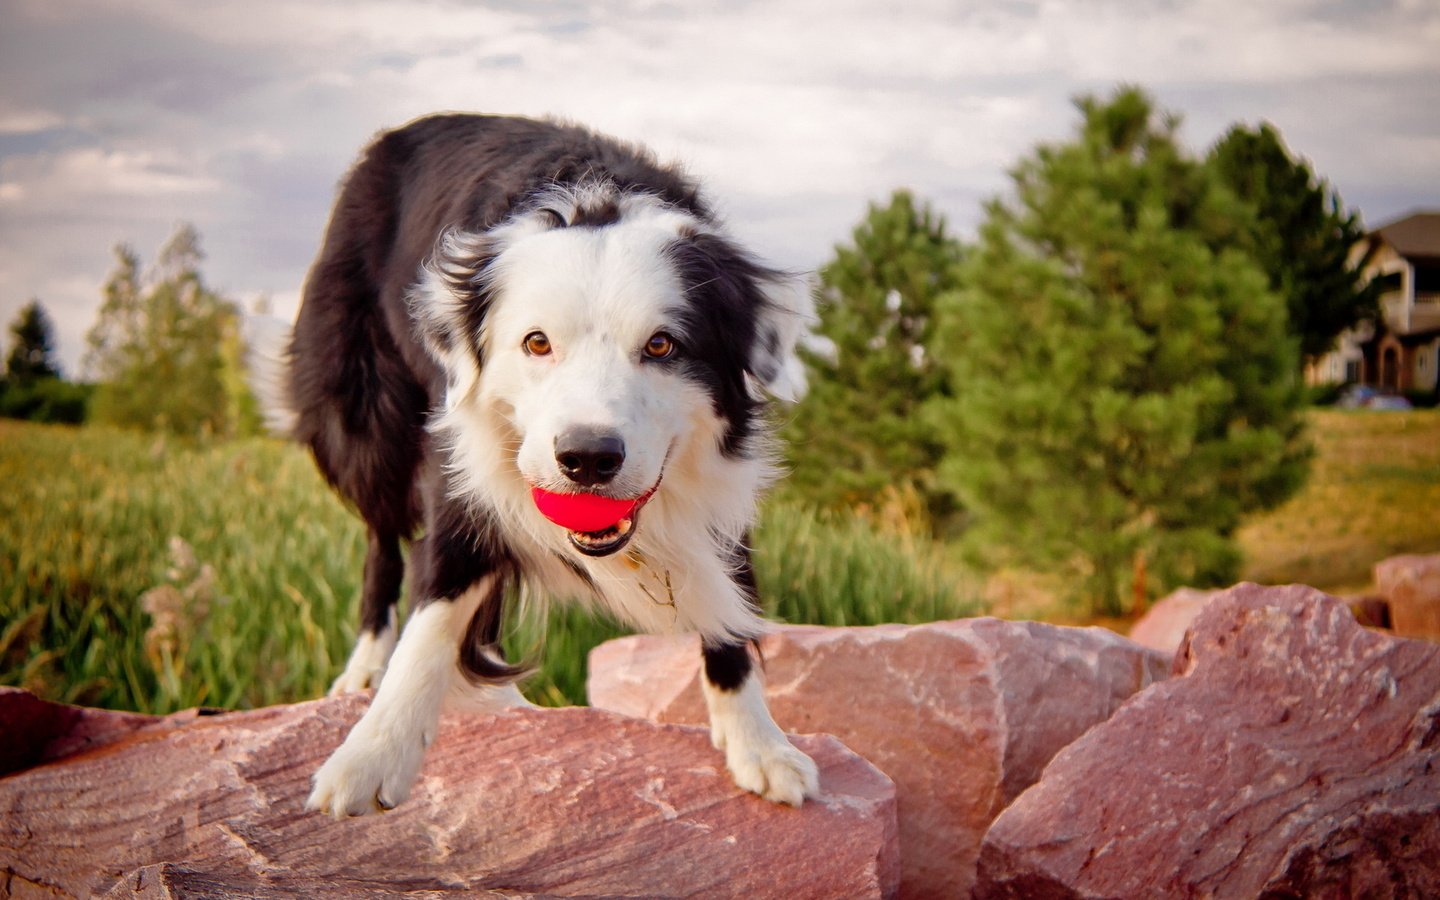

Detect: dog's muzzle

[530,482,659,558]
[567,507,642,557]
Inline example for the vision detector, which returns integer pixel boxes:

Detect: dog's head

[413,181,811,557]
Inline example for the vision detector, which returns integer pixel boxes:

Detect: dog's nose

[555,428,626,487]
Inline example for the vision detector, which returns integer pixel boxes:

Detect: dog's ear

[750,271,814,403]
[667,231,815,403]
[410,229,500,405]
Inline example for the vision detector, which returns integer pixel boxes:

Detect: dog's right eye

[523,331,552,356]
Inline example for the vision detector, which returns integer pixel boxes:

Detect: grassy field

[4,409,1434,715]
[0,420,976,713]
[982,408,1440,624]
[1238,408,1440,594]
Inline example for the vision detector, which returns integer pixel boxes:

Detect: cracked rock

[974,583,1440,899]
[0,689,898,898]
[587,619,1169,899]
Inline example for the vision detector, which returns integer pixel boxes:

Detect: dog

[283,114,818,817]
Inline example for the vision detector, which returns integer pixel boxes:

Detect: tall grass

[2,421,976,713]
[1238,409,1440,592]
[1,422,363,712]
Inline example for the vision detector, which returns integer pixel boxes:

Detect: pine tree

[784,190,963,526]
[0,299,91,423]
[1209,123,1379,363]
[5,300,61,384]
[926,87,1310,615]
[86,224,257,437]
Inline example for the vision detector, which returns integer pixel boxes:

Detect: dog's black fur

[288,114,767,685]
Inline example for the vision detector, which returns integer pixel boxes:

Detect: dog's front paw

[328,627,397,695]
[328,662,384,695]
[722,734,820,808]
[307,721,428,817]
[703,678,821,807]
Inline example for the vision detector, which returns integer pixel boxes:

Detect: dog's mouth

[567,508,641,557]
[529,482,659,558]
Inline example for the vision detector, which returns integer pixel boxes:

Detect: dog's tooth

[616,517,632,535]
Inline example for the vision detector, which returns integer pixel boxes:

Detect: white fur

[445,678,534,715]
[241,312,299,436]
[315,182,819,814]
[702,672,820,807]
[444,642,536,714]
[309,579,495,817]
[327,607,397,694]
[416,190,788,644]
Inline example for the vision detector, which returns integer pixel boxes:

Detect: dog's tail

[241,312,297,437]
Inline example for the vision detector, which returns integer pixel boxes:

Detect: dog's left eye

[643,332,677,361]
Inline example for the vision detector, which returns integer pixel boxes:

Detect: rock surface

[975,582,1440,899]
[1127,586,1220,654]
[0,686,187,776]
[587,619,1170,899]
[0,689,899,899]
[98,863,493,899]
[1376,553,1440,642]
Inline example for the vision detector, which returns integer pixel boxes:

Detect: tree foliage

[926,87,1311,615]
[1,300,90,424]
[86,224,260,438]
[5,300,61,383]
[783,190,963,526]
[1209,122,1379,362]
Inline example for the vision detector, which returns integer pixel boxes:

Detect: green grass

[13,409,1424,714]
[1237,408,1440,593]
[1,422,364,712]
[2,420,976,713]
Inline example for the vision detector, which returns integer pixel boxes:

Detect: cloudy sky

[2,0,1438,375]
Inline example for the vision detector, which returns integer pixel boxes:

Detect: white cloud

[0,0,1437,374]
[1,147,222,209]
[0,109,70,134]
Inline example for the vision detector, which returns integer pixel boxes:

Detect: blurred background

[2,0,1438,713]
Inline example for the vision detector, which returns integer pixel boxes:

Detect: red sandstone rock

[975,582,1440,899]
[0,691,898,899]
[1127,586,1220,654]
[99,863,490,899]
[587,619,1170,899]
[1376,553,1440,642]
[0,686,183,776]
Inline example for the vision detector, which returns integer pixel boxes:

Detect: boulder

[587,619,1170,899]
[98,863,486,899]
[1376,553,1440,642]
[1127,587,1220,654]
[0,689,898,899]
[975,582,1440,899]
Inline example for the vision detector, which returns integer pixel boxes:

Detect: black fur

[702,640,753,692]
[666,234,787,458]
[288,114,778,686]
[702,539,764,693]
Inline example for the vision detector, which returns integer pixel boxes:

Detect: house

[1308,211,1440,396]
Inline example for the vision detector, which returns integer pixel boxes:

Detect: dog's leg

[329,530,403,694]
[445,645,536,713]
[308,575,496,817]
[701,640,819,807]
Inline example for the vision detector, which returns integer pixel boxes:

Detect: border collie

[285,114,818,817]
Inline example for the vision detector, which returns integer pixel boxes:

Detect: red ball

[530,487,640,532]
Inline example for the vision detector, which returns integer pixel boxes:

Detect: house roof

[1373,211,1440,261]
